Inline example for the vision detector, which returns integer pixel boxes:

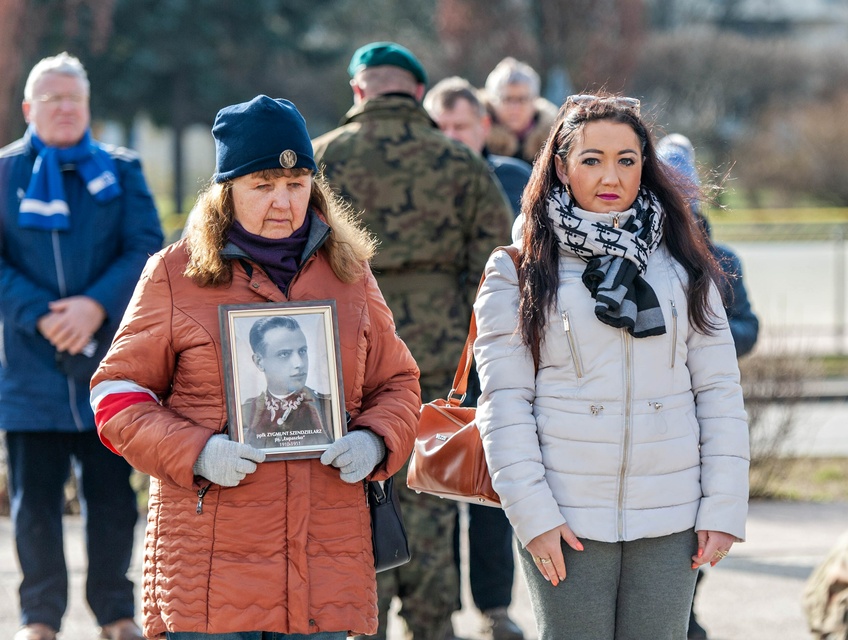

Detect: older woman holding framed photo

[90,95,420,640]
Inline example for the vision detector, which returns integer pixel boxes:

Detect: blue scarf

[19,125,123,230]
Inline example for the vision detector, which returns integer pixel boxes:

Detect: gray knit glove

[193,434,266,487]
[320,429,386,483]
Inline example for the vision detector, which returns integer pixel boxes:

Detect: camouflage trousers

[359,462,458,640]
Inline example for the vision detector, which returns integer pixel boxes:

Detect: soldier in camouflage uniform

[312,42,514,640]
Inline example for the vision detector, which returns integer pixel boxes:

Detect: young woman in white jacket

[473,94,749,640]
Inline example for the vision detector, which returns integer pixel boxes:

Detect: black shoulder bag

[368,476,411,572]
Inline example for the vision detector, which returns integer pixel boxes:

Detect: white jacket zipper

[617,330,633,539]
[670,299,678,368]
[562,311,584,378]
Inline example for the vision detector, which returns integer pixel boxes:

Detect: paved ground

[1,498,845,640]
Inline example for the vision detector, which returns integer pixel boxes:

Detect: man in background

[0,52,163,640]
[313,42,514,640]
[423,76,530,640]
[424,76,531,218]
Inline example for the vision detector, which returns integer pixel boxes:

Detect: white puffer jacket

[473,241,749,547]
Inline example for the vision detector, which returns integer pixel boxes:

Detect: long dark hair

[517,96,724,366]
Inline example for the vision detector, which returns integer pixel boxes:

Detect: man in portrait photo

[240,315,334,449]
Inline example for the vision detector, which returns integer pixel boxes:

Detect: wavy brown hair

[517,95,724,366]
[184,168,377,287]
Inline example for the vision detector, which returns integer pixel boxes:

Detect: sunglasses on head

[565,94,641,116]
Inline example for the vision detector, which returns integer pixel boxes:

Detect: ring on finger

[713,549,728,560]
[539,557,552,564]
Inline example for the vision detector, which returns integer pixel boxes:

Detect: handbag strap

[447,245,521,405]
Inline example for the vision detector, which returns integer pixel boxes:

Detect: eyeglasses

[32,93,88,106]
[498,94,534,106]
[565,94,640,116]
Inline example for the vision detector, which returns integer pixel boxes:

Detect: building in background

[647,0,848,45]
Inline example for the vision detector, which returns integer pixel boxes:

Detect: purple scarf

[227,215,311,291]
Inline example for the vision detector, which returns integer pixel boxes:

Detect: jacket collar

[341,94,437,129]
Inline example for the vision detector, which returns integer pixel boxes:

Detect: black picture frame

[219,300,346,461]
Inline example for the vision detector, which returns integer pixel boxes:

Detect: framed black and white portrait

[219,300,346,461]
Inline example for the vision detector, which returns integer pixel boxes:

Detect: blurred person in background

[90,95,420,639]
[472,94,750,640]
[0,51,163,640]
[657,133,759,358]
[423,75,529,640]
[482,57,558,166]
[658,132,759,640]
[424,76,531,218]
[313,42,514,640]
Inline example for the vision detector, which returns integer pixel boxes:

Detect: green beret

[347,41,428,86]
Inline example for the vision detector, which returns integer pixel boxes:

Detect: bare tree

[434,0,537,86]
[740,351,821,498]
[631,29,820,164]
[735,92,848,206]
[528,0,646,98]
[432,0,647,105]
[0,0,35,145]
[0,0,115,146]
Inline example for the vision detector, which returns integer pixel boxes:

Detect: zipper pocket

[669,299,678,368]
[196,484,211,514]
[561,311,584,378]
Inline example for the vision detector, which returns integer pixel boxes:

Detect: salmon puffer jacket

[90,216,420,638]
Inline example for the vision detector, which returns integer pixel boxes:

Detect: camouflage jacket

[313,94,513,398]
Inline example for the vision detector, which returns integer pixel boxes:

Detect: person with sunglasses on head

[472,93,750,640]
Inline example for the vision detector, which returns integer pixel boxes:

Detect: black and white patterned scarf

[546,184,667,337]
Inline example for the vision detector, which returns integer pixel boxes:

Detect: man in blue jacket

[0,52,163,640]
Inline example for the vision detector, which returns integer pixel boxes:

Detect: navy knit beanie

[212,95,317,183]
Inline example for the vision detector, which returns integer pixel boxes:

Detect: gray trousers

[518,529,698,640]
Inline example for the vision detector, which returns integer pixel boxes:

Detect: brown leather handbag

[406,246,520,508]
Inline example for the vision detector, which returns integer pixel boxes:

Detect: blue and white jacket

[0,135,163,432]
